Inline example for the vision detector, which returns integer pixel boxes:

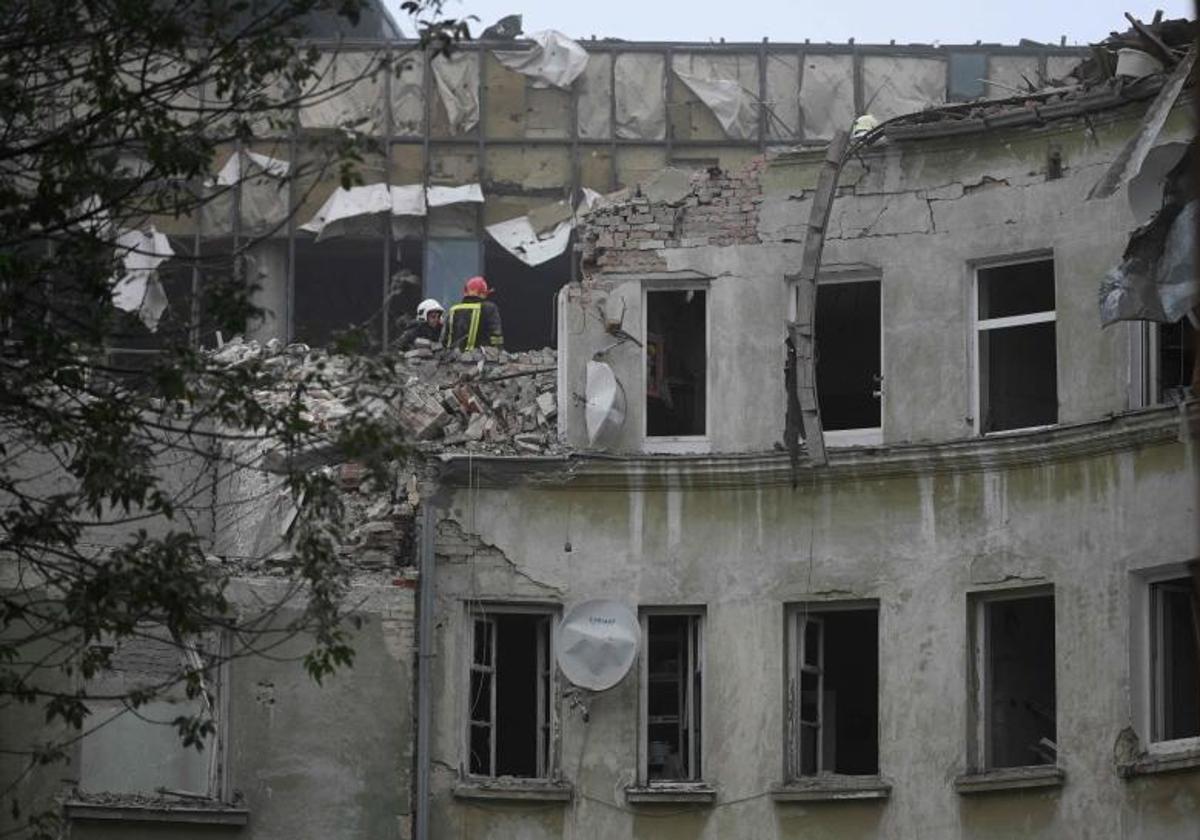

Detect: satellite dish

[584,360,626,446]
[556,599,640,691]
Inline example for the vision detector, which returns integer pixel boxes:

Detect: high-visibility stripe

[448,302,483,350]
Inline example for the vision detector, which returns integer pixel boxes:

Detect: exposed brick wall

[580,158,766,275]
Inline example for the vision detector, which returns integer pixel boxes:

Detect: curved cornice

[435,402,1196,491]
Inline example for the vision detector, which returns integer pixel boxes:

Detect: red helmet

[464,275,490,297]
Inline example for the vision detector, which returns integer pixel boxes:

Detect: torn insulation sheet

[614,53,666,140]
[431,51,480,134]
[112,227,173,331]
[486,215,572,266]
[493,30,588,90]
[671,54,759,140]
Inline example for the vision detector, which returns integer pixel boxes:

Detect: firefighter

[445,275,504,351]
[397,298,445,350]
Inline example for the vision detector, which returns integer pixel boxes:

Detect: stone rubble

[209,335,563,457]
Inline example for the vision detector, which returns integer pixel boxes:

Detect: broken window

[971,590,1057,769]
[1154,319,1196,403]
[645,288,707,438]
[814,277,881,434]
[293,234,387,349]
[788,604,879,777]
[78,628,225,799]
[1150,576,1200,742]
[975,259,1058,433]
[484,239,569,351]
[641,611,703,782]
[467,609,553,779]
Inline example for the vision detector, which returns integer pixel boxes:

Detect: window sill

[954,765,1065,794]
[1120,743,1200,778]
[65,801,249,826]
[453,780,573,803]
[771,776,891,802]
[642,438,711,455]
[624,783,717,804]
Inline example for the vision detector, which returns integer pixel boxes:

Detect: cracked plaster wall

[428,427,1199,838]
[566,101,1196,453]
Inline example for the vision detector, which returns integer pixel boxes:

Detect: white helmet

[416,298,444,320]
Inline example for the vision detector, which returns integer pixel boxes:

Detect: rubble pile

[209,336,563,456]
[883,16,1196,137]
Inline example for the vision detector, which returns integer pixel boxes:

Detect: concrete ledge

[65,801,249,826]
[771,776,891,802]
[954,765,1065,794]
[453,780,573,802]
[1120,744,1200,778]
[624,783,717,804]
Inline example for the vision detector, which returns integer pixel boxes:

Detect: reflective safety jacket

[445,296,504,351]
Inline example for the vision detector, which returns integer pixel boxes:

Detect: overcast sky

[384,1,1192,46]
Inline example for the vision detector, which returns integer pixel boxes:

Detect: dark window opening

[977,260,1057,432]
[645,614,702,781]
[294,236,385,349]
[468,612,551,778]
[1157,319,1196,403]
[388,238,425,347]
[646,289,706,437]
[981,594,1057,769]
[815,279,881,431]
[1152,576,1200,742]
[793,608,879,777]
[977,260,1055,320]
[484,239,569,352]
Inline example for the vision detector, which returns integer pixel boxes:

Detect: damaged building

[4,11,1200,840]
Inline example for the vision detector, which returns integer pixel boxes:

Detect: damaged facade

[5,13,1200,840]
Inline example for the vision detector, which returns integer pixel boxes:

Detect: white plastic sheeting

[391,50,425,136]
[764,53,801,141]
[214,151,290,186]
[799,54,856,141]
[861,55,946,121]
[576,51,612,139]
[614,53,666,140]
[301,183,485,239]
[112,227,173,331]
[430,52,479,134]
[426,183,484,207]
[301,183,425,240]
[299,52,386,134]
[486,214,572,267]
[671,53,759,141]
[493,30,588,90]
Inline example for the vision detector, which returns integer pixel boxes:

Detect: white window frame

[968,586,1056,771]
[462,603,558,781]
[78,628,231,801]
[786,601,880,779]
[788,269,883,447]
[1130,563,1200,753]
[969,253,1057,436]
[638,608,705,785]
[642,283,711,454]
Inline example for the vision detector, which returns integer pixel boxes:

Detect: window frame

[788,268,884,447]
[77,628,231,802]
[967,585,1057,772]
[1131,563,1200,751]
[641,282,712,453]
[638,607,706,785]
[969,253,1058,436]
[461,602,559,782]
[785,600,881,781]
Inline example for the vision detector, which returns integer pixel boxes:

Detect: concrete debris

[208,335,562,457]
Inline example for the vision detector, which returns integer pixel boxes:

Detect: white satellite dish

[556,599,640,691]
[584,360,626,446]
